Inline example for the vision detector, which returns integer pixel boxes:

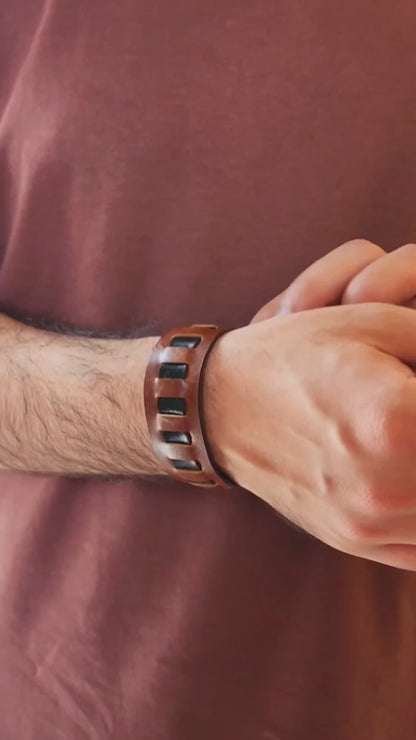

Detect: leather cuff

[144,325,232,488]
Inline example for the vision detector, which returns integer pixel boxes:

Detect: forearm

[0,314,164,477]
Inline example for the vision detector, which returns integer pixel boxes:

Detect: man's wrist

[201,330,236,484]
[133,335,166,476]
[143,325,232,487]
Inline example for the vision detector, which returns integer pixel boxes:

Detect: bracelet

[144,325,232,488]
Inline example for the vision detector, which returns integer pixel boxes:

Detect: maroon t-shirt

[1,2,416,738]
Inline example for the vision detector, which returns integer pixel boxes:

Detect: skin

[2,238,416,571]
[0,320,161,478]
[204,239,416,571]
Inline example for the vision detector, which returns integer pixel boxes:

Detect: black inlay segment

[162,431,192,445]
[159,363,188,379]
[157,397,186,416]
[170,336,201,349]
[171,459,202,471]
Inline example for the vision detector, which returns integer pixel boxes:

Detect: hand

[203,242,416,571]
[251,239,416,322]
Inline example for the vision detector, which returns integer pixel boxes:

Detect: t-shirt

[1,2,416,739]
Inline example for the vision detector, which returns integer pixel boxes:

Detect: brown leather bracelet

[144,325,232,488]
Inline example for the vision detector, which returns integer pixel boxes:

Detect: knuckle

[337,480,400,545]
[375,403,401,453]
[341,238,385,258]
[358,478,401,517]
[351,390,414,515]
[282,287,301,313]
[342,279,365,304]
[398,242,416,256]
[373,384,413,456]
[336,509,381,545]
[366,398,409,463]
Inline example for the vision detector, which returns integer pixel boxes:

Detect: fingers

[279,239,385,313]
[338,242,416,363]
[342,243,416,306]
[333,301,416,366]
[250,239,385,323]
